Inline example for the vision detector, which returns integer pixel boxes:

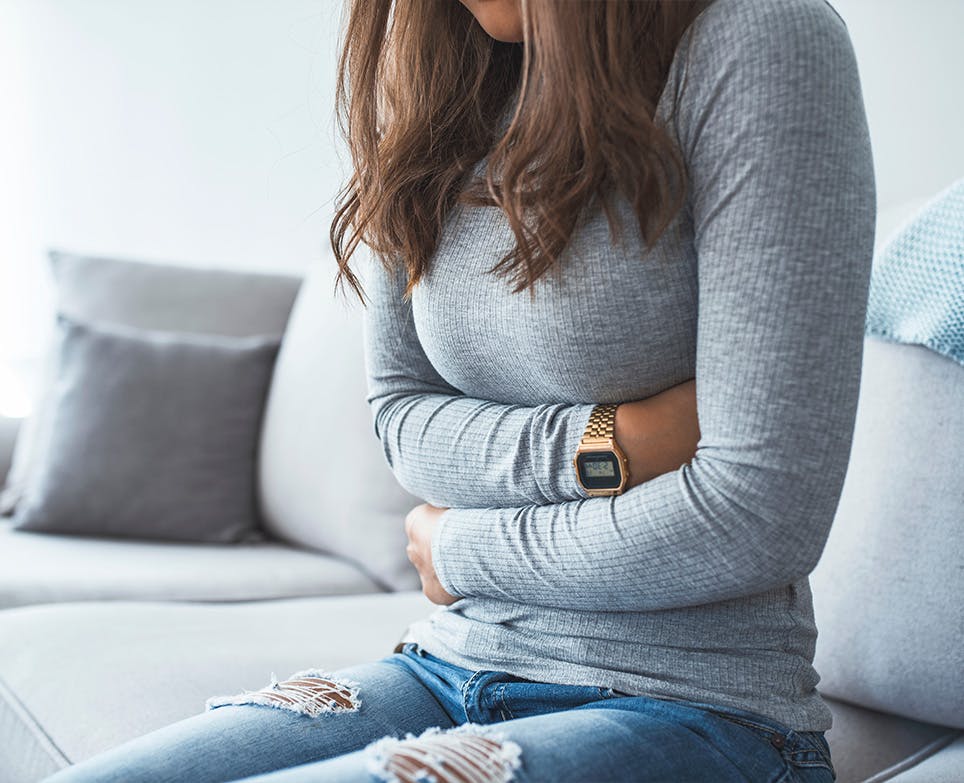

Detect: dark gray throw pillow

[11,312,281,543]
[0,249,302,518]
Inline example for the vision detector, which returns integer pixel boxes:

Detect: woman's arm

[362,258,700,508]
[430,0,877,612]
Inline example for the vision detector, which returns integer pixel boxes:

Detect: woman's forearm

[615,379,701,490]
[373,381,700,511]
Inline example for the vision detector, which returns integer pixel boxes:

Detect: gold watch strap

[580,403,619,444]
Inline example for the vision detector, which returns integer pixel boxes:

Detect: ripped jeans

[41,642,836,783]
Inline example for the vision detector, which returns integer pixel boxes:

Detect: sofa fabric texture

[0,517,381,610]
[810,337,964,730]
[46,248,301,336]
[11,312,280,543]
[822,699,961,783]
[0,249,302,517]
[257,255,421,591]
[0,593,435,781]
[885,737,964,783]
[0,416,18,490]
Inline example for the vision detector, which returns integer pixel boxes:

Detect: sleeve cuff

[431,508,460,598]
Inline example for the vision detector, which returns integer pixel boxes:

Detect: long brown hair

[331,0,711,304]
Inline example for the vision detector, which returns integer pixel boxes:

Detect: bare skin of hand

[614,378,700,490]
[405,503,461,606]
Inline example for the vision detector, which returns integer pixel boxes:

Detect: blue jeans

[43,642,836,782]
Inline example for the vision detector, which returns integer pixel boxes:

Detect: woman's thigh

[40,655,455,783]
[226,695,835,783]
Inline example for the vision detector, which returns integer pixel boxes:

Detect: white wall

[1,0,962,383]
[0,0,349,373]
[830,0,964,222]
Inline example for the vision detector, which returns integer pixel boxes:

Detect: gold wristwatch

[572,403,629,497]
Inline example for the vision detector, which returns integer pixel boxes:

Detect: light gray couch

[0,238,960,782]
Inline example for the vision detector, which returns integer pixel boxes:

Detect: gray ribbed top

[361,0,875,731]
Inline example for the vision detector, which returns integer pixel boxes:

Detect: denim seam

[705,711,826,772]
[461,670,491,723]
[705,710,790,741]
[495,683,513,721]
[790,757,834,769]
[771,765,795,783]
[798,734,834,770]
[787,743,834,770]
[689,704,834,776]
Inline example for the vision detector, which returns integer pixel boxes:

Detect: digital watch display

[572,404,629,497]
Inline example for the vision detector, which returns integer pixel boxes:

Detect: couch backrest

[256,253,422,592]
[810,333,964,730]
[48,248,302,337]
[1,250,304,517]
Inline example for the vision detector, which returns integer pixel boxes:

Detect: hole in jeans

[365,723,523,783]
[204,668,360,717]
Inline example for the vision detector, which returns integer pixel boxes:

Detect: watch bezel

[572,442,629,496]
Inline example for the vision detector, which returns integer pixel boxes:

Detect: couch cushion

[886,736,964,782]
[257,255,421,591]
[11,313,280,543]
[822,696,961,783]
[0,591,435,780]
[1,250,303,517]
[0,415,19,488]
[46,248,302,337]
[811,336,964,729]
[0,518,380,610]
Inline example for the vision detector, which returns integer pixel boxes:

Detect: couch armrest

[0,415,22,488]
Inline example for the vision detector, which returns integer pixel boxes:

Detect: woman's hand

[405,503,461,606]
[615,378,701,490]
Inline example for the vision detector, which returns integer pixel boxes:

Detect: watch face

[576,451,623,491]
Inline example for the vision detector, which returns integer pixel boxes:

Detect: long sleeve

[431,0,877,612]
[361,253,597,508]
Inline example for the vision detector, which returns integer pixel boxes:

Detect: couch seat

[0,591,436,781]
[0,519,382,610]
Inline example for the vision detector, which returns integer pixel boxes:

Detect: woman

[44,0,874,780]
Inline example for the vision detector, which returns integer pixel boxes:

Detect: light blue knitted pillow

[865,177,964,365]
